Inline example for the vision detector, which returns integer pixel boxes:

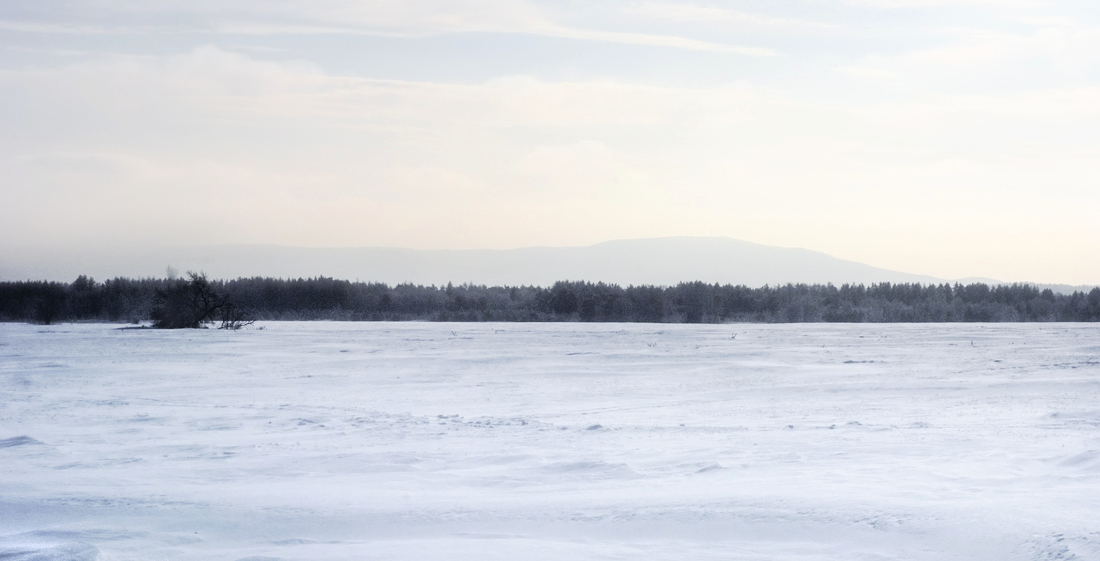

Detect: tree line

[3,275,1099,324]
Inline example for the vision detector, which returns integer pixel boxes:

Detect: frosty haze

[1,322,1099,560]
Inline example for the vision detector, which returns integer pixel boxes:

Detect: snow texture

[1,322,1099,560]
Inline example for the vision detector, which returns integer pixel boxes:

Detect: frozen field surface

[2,322,1099,560]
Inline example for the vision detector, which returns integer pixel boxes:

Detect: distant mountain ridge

[0,237,1094,292]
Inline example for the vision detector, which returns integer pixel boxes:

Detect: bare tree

[218,301,255,330]
[152,271,250,329]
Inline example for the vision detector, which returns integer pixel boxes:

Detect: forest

[2,275,1099,324]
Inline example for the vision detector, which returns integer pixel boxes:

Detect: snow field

[1,322,1099,560]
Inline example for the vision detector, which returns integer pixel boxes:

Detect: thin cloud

[0,1,776,55]
[210,20,775,55]
[0,20,110,34]
[212,20,776,55]
[535,26,779,55]
[623,2,836,29]
[829,0,1036,7]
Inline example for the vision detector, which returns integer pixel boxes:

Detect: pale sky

[2,1,1098,284]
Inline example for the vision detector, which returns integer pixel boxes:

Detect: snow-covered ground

[2,322,1099,561]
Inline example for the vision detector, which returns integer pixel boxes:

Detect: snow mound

[1057,450,1100,471]
[1045,410,1100,421]
[539,461,639,478]
[0,436,43,448]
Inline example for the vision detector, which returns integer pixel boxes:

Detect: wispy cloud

[1,0,776,55]
[533,26,778,55]
[830,0,1036,7]
[0,20,110,34]
[838,20,1100,92]
[622,2,836,29]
